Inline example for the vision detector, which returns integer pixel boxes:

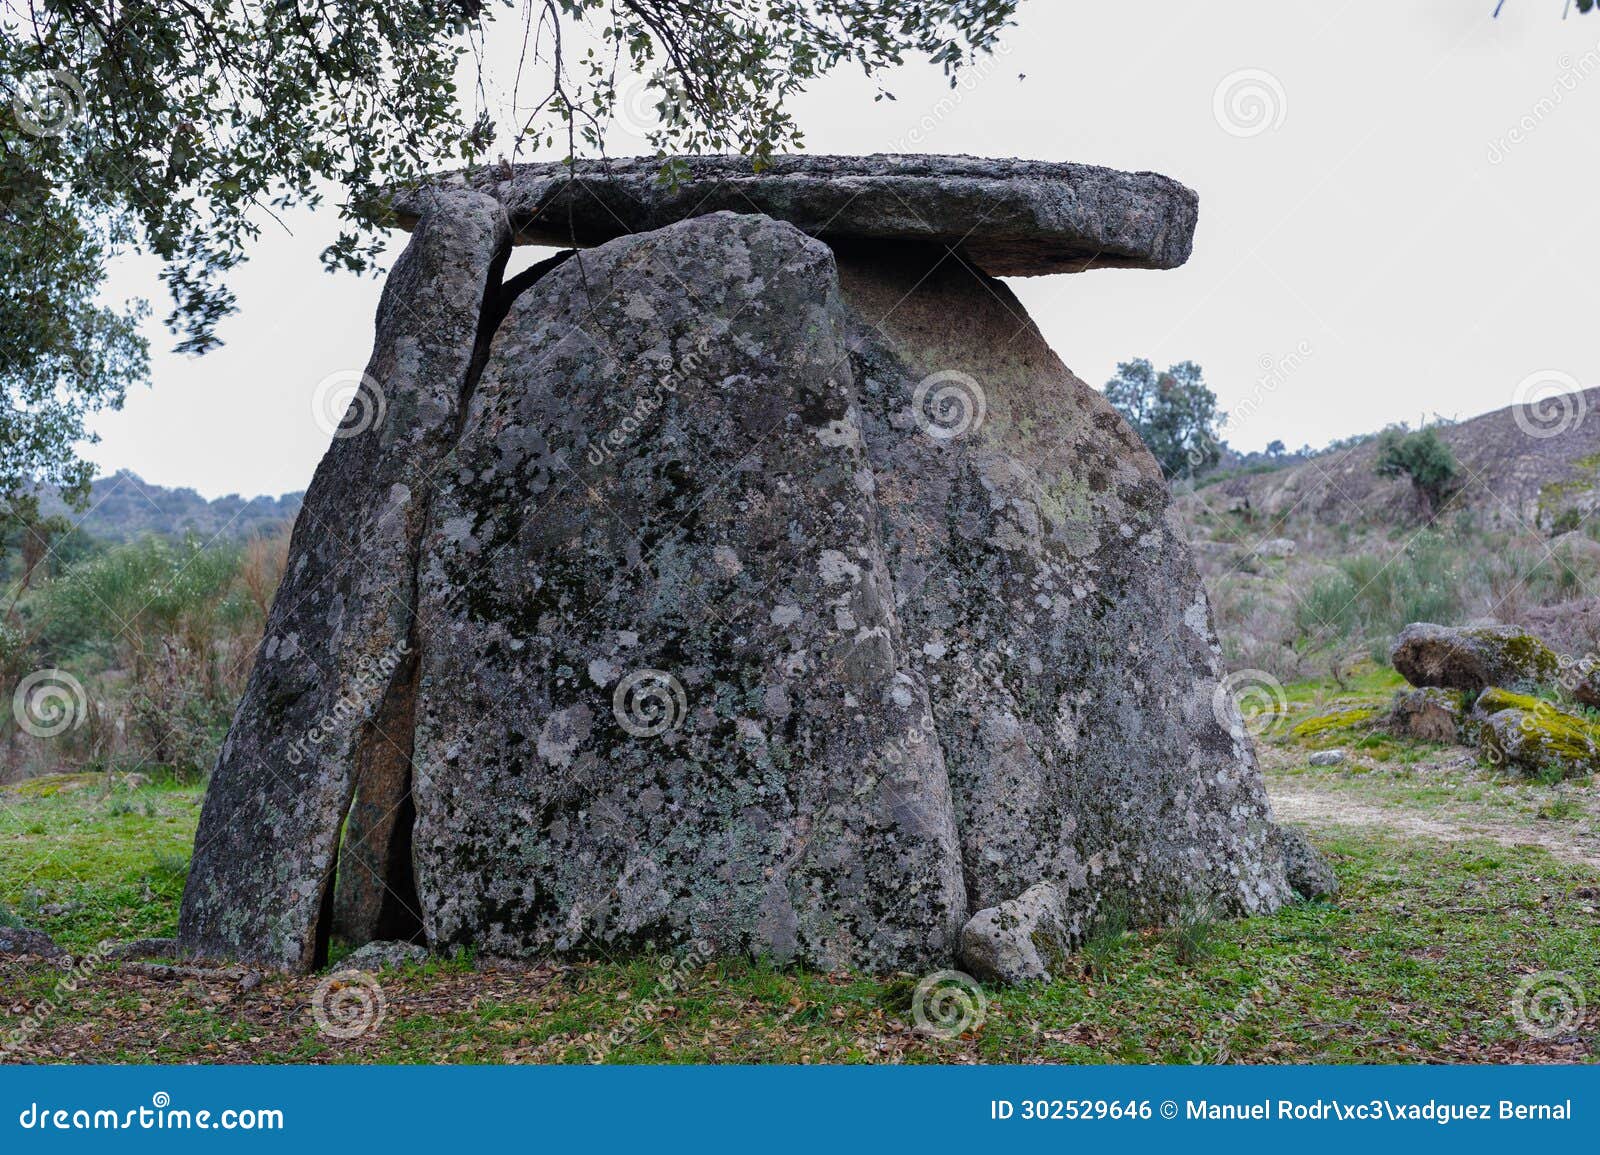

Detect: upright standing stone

[178,189,510,970]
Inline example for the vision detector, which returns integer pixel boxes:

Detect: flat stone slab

[384,154,1198,276]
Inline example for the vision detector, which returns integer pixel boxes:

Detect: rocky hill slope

[1183,387,1600,532]
[1173,388,1600,681]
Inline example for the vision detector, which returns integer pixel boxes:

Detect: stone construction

[178,155,1303,980]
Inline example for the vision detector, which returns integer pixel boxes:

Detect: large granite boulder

[178,187,512,970]
[1473,688,1600,779]
[1386,687,1465,743]
[180,156,1297,975]
[1390,622,1559,693]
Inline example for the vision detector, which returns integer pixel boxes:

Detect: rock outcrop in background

[179,156,1301,979]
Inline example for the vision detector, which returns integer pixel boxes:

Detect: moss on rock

[1390,622,1559,692]
[1289,706,1378,742]
[1473,688,1600,779]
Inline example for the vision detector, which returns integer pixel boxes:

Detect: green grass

[1282,664,1407,705]
[0,772,196,953]
[1266,667,1599,826]
[2,771,1597,1063]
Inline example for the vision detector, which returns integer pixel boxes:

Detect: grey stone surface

[1278,827,1338,900]
[177,187,514,971]
[0,926,68,961]
[385,154,1198,277]
[1386,687,1464,743]
[832,242,1289,923]
[409,212,967,970]
[341,939,430,971]
[959,882,1080,985]
[1391,622,1559,692]
[1308,749,1346,767]
[178,177,1292,975]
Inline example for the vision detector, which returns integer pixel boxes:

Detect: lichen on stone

[1473,687,1600,779]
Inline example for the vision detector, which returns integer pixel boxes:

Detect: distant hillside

[1184,387,1600,531]
[1173,388,1600,683]
[39,471,303,543]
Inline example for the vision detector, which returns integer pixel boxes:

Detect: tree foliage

[1374,427,1461,515]
[1103,359,1225,479]
[0,0,1017,505]
[1,156,147,509]
[1493,1,1596,16]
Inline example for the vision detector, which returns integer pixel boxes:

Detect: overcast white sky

[88,0,1600,499]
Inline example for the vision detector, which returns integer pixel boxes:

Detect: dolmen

[178,155,1310,983]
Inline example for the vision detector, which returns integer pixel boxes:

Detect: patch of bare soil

[1269,779,1600,871]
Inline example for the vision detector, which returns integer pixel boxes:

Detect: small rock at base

[104,936,179,961]
[1278,826,1338,900]
[0,926,69,962]
[958,881,1077,985]
[1308,749,1346,767]
[340,940,430,972]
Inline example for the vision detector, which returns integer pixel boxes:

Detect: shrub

[4,533,277,782]
[1550,507,1584,536]
[1374,427,1462,516]
[1294,532,1464,654]
[1295,571,1358,644]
